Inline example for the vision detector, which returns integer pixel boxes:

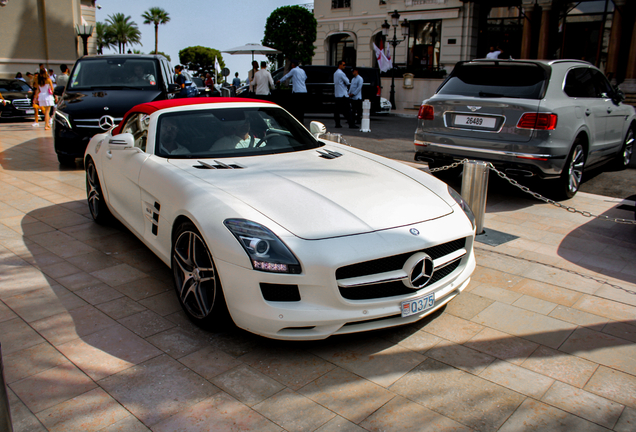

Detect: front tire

[58,154,76,166]
[558,142,585,199]
[172,221,230,329]
[85,158,112,224]
[613,127,634,170]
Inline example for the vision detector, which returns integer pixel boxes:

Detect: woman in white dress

[33,70,55,130]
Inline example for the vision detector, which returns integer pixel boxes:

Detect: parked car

[84,98,476,340]
[0,79,35,120]
[191,77,220,97]
[53,54,179,166]
[414,59,636,198]
[240,65,383,114]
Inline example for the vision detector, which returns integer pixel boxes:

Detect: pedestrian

[205,72,214,88]
[48,69,57,85]
[232,72,241,88]
[57,64,70,88]
[349,68,363,124]
[247,61,259,96]
[486,46,501,59]
[15,72,26,82]
[175,65,197,98]
[252,61,274,100]
[33,69,55,130]
[276,59,308,124]
[333,60,356,128]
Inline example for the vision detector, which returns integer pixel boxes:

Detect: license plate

[454,114,496,128]
[25,109,34,114]
[401,292,435,317]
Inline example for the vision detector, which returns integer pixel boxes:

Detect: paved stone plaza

[0,123,635,431]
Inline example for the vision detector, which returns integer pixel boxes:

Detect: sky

[96,0,313,80]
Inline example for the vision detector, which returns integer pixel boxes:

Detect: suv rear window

[438,64,547,99]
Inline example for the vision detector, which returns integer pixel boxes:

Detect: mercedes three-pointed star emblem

[98,115,115,130]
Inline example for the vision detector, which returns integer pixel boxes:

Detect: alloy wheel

[623,129,634,166]
[173,230,217,319]
[567,144,585,195]
[86,162,101,220]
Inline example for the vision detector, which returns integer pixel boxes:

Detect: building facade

[313,0,636,110]
[0,0,96,79]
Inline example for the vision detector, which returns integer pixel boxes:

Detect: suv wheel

[613,127,634,170]
[57,154,76,166]
[558,143,585,200]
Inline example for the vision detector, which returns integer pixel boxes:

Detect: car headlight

[224,219,301,274]
[55,110,72,128]
[448,186,476,229]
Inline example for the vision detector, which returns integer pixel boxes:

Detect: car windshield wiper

[478,91,505,98]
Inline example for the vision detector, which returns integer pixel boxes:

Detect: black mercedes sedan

[0,79,35,120]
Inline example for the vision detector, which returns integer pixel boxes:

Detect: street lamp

[381,10,409,110]
[75,24,93,56]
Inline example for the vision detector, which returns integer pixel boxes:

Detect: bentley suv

[53,54,179,166]
[414,59,635,198]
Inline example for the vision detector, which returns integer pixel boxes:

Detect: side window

[120,113,149,152]
[564,68,597,98]
[591,69,613,98]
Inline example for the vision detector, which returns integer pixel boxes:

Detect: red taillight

[418,104,434,120]
[376,85,382,97]
[516,113,557,130]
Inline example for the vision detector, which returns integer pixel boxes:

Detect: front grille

[74,118,123,129]
[12,99,31,109]
[336,237,466,280]
[339,259,461,300]
[260,283,301,302]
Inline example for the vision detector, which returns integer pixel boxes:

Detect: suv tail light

[376,86,382,97]
[516,113,557,130]
[418,104,434,120]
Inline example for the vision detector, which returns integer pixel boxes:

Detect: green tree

[149,50,171,62]
[142,7,170,55]
[95,21,115,55]
[106,13,142,54]
[262,6,316,66]
[179,46,225,79]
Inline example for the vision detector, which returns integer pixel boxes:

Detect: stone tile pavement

[0,122,636,431]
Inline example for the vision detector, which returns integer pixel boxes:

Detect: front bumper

[215,213,476,340]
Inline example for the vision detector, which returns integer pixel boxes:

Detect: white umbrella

[222,43,281,62]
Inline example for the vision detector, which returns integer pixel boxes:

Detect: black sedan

[0,79,35,120]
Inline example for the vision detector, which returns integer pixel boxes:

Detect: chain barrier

[428,159,636,225]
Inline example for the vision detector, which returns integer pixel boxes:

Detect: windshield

[438,64,547,99]
[0,80,31,93]
[155,107,322,159]
[69,58,159,90]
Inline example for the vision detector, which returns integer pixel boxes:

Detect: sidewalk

[0,122,635,431]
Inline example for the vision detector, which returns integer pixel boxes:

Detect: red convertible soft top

[113,97,275,134]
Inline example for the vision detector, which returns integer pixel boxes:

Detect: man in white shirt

[486,46,501,59]
[277,59,308,124]
[333,61,356,128]
[349,68,363,125]
[252,61,275,100]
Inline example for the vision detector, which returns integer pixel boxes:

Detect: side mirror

[310,121,326,137]
[168,83,180,93]
[108,133,135,150]
[53,85,65,96]
[613,87,625,104]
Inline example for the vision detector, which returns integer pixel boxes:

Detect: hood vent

[195,160,244,170]
[317,149,343,159]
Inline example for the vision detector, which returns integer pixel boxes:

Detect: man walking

[349,68,363,124]
[277,60,307,124]
[252,61,274,100]
[232,72,241,88]
[333,61,356,128]
[56,64,70,88]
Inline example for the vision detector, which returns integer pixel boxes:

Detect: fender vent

[317,149,342,159]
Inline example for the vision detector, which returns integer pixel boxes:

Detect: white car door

[101,113,150,235]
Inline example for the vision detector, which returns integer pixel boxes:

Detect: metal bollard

[360,99,371,132]
[461,160,489,235]
[0,343,13,432]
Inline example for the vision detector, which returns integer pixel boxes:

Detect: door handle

[585,109,591,116]
[106,150,113,160]
[607,107,612,114]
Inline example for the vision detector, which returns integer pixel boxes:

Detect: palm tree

[142,7,170,55]
[95,22,115,55]
[106,13,142,54]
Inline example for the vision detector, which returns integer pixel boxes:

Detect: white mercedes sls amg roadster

[84,98,476,340]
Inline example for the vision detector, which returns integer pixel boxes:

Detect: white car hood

[170,149,452,240]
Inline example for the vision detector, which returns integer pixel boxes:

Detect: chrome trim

[433,249,466,269]
[419,141,554,159]
[443,110,506,133]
